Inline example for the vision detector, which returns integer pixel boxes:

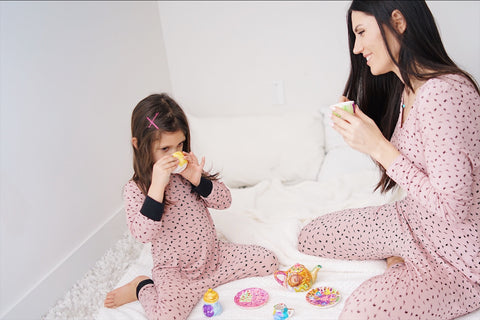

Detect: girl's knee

[268,249,279,270]
[257,247,279,275]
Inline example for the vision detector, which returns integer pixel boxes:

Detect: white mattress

[95,151,480,320]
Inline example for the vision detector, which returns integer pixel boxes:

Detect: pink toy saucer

[234,288,269,309]
[306,286,341,308]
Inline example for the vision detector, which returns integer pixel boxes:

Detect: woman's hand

[147,154,178,202]
[180,151,205,187]
[330,101,400,169]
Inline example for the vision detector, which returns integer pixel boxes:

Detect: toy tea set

[274,263,341,308]
[201,101,347,318]
[202,263,342,318]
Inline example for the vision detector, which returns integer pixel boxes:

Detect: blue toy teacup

[273,303,294,320]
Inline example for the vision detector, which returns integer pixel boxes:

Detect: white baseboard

[1,209,127,320]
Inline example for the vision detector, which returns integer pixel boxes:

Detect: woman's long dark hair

[343,0,479,193]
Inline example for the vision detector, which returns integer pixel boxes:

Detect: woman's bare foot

[386,256,405,269]
[104,275,150,308]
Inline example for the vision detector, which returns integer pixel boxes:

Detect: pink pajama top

[123,175,232,280]
[387,74,480,283]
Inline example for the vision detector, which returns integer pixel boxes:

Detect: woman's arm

[330,104,400,169]
[387,78,478,223]
[332,77,479,223]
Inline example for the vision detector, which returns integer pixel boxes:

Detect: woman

[298,1,480,319]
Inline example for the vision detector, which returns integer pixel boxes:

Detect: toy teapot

[274,263,322,292]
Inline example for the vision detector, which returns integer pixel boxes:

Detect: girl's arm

[123,180,164,243]
[193,177,232,210]
[124,153,177,242]
[124,155,178,243]
[147,153,178,203]
[180,151,232,209]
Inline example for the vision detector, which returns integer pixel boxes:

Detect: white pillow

[188,112,325,188]
[316,147,378,182]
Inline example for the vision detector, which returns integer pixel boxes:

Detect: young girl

[299,1,479,319]
[104,93,278,320]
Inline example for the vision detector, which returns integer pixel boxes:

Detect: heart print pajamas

[298,74,480,319]
[124,174,278,320]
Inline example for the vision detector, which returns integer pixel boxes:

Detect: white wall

[429,1,480,82]
[157,1,480,117]
[0,1,171,318]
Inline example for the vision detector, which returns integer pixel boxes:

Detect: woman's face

[351,10,401,76]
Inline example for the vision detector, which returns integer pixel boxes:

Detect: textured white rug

[42,233,143,320]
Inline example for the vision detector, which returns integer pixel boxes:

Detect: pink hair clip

[147,113,159,130]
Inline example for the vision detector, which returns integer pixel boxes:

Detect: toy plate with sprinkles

[306,286,341,308]
[234,288,269,309]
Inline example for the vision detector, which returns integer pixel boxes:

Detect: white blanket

[95,132,480,320]
[94,165,480,320]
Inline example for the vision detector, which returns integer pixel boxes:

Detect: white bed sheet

[95,161,480,320]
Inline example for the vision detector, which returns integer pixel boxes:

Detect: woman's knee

[297,218,327,255]
[297,224,310,253]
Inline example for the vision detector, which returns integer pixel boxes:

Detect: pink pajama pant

[298,202,480,320]
[137,241,278,320]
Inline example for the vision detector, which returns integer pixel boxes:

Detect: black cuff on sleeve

[140,196,164,221]
[193,177,213,198]
[136,279,154,299]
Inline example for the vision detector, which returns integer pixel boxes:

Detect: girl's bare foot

[386,256,405,269]
[104,275,150,308]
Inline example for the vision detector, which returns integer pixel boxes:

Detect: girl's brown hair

[131,93,217,195]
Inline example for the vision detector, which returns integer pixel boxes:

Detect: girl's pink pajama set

[124,175,278,320]
[299,74,480,319]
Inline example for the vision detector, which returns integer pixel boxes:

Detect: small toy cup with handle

[172,151,188,174]
[330,100,356,117]
[273,303,294,320]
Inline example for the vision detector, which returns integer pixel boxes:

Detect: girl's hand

[148,154,178,202]
[180,151,205,186]
[330,103,400,169]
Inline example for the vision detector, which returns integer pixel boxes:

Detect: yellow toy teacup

[172,151,188,173]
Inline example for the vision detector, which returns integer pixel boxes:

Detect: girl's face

[351,10,401,76]
[152,130,186,163]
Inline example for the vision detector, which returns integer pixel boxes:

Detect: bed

[95,107,480,320]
